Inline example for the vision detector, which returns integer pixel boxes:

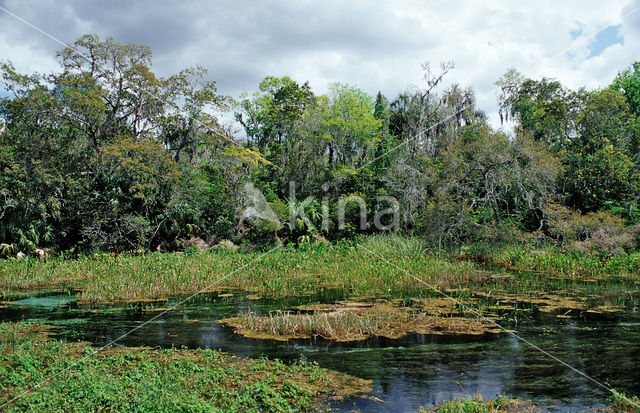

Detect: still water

[1,289,639,412]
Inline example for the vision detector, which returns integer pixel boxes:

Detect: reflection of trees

[509,319,640,405]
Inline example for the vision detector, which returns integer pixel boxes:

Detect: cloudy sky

[1,0,639,127]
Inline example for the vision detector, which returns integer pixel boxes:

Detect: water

[2,289,639,412]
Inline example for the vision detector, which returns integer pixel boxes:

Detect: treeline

[0,35,639,255]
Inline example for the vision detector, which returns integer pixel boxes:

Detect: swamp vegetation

[1,34,640,411]
[1,236,638,312]
[1,236,640,411]
[0,322,370,412]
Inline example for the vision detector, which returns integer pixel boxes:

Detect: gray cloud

[1,0,638,127]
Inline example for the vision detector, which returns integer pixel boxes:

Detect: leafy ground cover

[0,322,371,412]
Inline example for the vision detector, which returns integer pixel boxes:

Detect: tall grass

[0,236,478,303]
[228,309,399,341]
[1,235,638,306]
[463,242,640,278]
[222,300,500,342]
[420,394,538,412]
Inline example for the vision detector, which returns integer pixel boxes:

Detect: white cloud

[0,0,638,128]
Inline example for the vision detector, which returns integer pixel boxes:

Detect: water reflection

[1,290,638,412]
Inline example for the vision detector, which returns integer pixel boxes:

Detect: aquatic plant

[0,236,638,313]
[610,390,640,412]
[220,303,501,342]
[0,322,371,412]
[420,394,539,412]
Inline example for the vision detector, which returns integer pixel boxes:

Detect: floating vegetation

[420,394,540,412]
[471,291,627,315]
[13,295,76,307]
[0,322,371,411]
[220,302,503,342]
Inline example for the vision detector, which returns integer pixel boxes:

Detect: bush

[546,203,640,255]
[573,224,640,256]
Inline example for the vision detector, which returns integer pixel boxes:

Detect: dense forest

[1,34,639,256]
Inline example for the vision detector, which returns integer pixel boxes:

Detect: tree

[611,61,640,116]
[83,137,180,251]
[418,122,562,245]
[320,83,381,167]
[235,76,314,153]
[565,89,638,213]
[57,34,164,142]
[371,91,392,172]
[497,69,640,219]
[388,62,463,158]
[159,66,228,163]
[611,61,640,163]
[0,35,239,251]
[0,62,84,250]
[497,74,586,150]
[3,34,640,252]
[495,68,525,125]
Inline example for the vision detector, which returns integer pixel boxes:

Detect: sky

[1,0,639,128]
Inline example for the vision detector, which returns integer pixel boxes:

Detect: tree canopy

[1,34,639,254]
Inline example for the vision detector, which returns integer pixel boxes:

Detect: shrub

[546,203,640,255]
[573,224,640,256]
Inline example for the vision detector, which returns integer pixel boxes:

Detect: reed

[1,235,638,308]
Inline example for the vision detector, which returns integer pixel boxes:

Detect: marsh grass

[426,390,640,412]
[462,242,640,279]
[220,303,502,342]
[0,236,479,303]
[227,309,397,341]
[0,322,371,412]
[420,394,539,412]
[0,235,638,310]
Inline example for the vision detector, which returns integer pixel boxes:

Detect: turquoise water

[1,289,639,412]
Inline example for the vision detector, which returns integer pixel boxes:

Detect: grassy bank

[461,242,640,279]
[0,237,479,303]
[1,236,639,311]
[0,322,371,412]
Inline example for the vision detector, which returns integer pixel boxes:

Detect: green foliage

[611,61,640,116]
[546,203,640,256]
[604,200,640,224]
[160,66,229,163]
[565,143,636,211]
[415,122,561,247]
[609,389,640,412]
[0,322,364,412]
[80,137,180,251]
[497,66,640,223]
[236,75,314,154]
[0,35,247,253]
[1,34,640,254]
[564,88,638,212]
[166,162,235,245]
[424,394,536,413]
[320,83,381,165]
